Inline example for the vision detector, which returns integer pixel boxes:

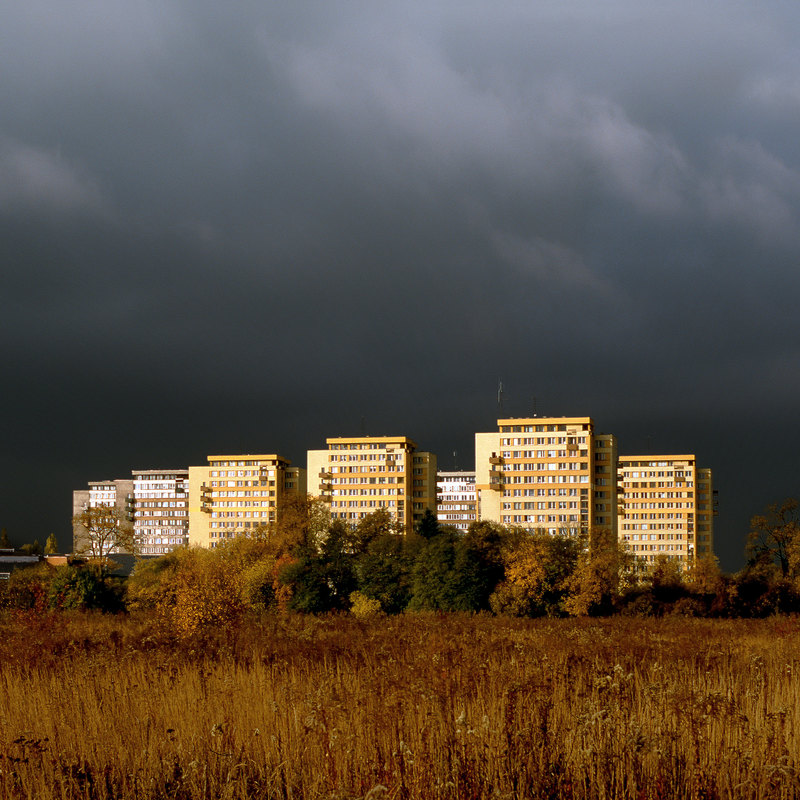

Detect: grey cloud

[0,139,107,216]
[3,1,800,569]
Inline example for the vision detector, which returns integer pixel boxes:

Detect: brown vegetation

[0,612,798,799]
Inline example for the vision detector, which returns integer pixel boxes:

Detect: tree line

[2,497,800,625]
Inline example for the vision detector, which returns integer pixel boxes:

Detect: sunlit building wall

[307,436,437,534]
[188,454,306,548]
[618,456,715,566]
[475,417,617,534]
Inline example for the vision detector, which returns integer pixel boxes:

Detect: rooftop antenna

[453,450,459,471]
[531,396,538,417]
[497,380,504,412]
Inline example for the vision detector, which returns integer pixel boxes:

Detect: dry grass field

[0,612,798,799]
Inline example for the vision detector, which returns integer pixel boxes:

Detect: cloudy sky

[3,1,800,569]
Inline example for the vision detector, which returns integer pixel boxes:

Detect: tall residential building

[72,478,134,554]
[617,456,715,565]
[188,454,306,548]
[131,469,189,555]
[436,471,477,531]
[307,436,437,534]
[475,417,617,534]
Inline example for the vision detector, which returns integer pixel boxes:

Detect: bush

[349,591,382,618]
[47,565,122,611]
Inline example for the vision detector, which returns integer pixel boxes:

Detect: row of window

[210,481,275,488]
[502,461,588,472]
[502,475,592,485]
[211,490,276,498]
[501,424,589,434]
[623,524,694,533]
[210,511,271,519]
[210,469,277,477]
[331,500,397,508]
[329,454,404,462]
[332,488,401,496]
[624,481,694,489]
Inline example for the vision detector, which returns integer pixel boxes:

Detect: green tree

[276,518,357,613]
[353,509,401,553]
[415,509,440,541]
[408,524,504,613]
[44,533,58,555]
[455,521,507,611]
[278,553,334,614]
[408,530,461,611]
[47,565,121,611]
[356,532,417,613]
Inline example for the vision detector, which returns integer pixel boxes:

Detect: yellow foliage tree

[565,527,631,616]
[490,528,581,617]
[161,548,244,637]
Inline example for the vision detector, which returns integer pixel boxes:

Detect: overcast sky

[3,1,800,569]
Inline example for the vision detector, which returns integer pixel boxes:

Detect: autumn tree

[73,503,137,561]
[269,494,331,555]
[0,528,10,549]
[747,498,800,580]
[686,553,723,595]
[565,527,631,616]
[44,533,58,555]
[490,528,582,617]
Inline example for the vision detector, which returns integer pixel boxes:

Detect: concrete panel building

[71,478,134,554]
[617,455,715,566]
[307,436,437,534]
[475,417,617,534]
[436,471,477,531]
[131,469,190,555]
[188,454,306,548]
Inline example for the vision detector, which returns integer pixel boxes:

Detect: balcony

[319,470,333,479]
[489,455,503,465]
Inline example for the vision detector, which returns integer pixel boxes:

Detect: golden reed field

[0,612,798,800]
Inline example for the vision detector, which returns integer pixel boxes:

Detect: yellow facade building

[617,455,715,565]
[188,454,306,548]
[307,436,437,534]
[475,417,617,534]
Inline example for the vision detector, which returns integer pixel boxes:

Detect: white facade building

[436,471,477,531]
[132,470,189,555]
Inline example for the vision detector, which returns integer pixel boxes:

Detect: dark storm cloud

[2,1,800,567]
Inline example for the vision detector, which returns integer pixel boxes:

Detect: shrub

[349,591,382,618]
